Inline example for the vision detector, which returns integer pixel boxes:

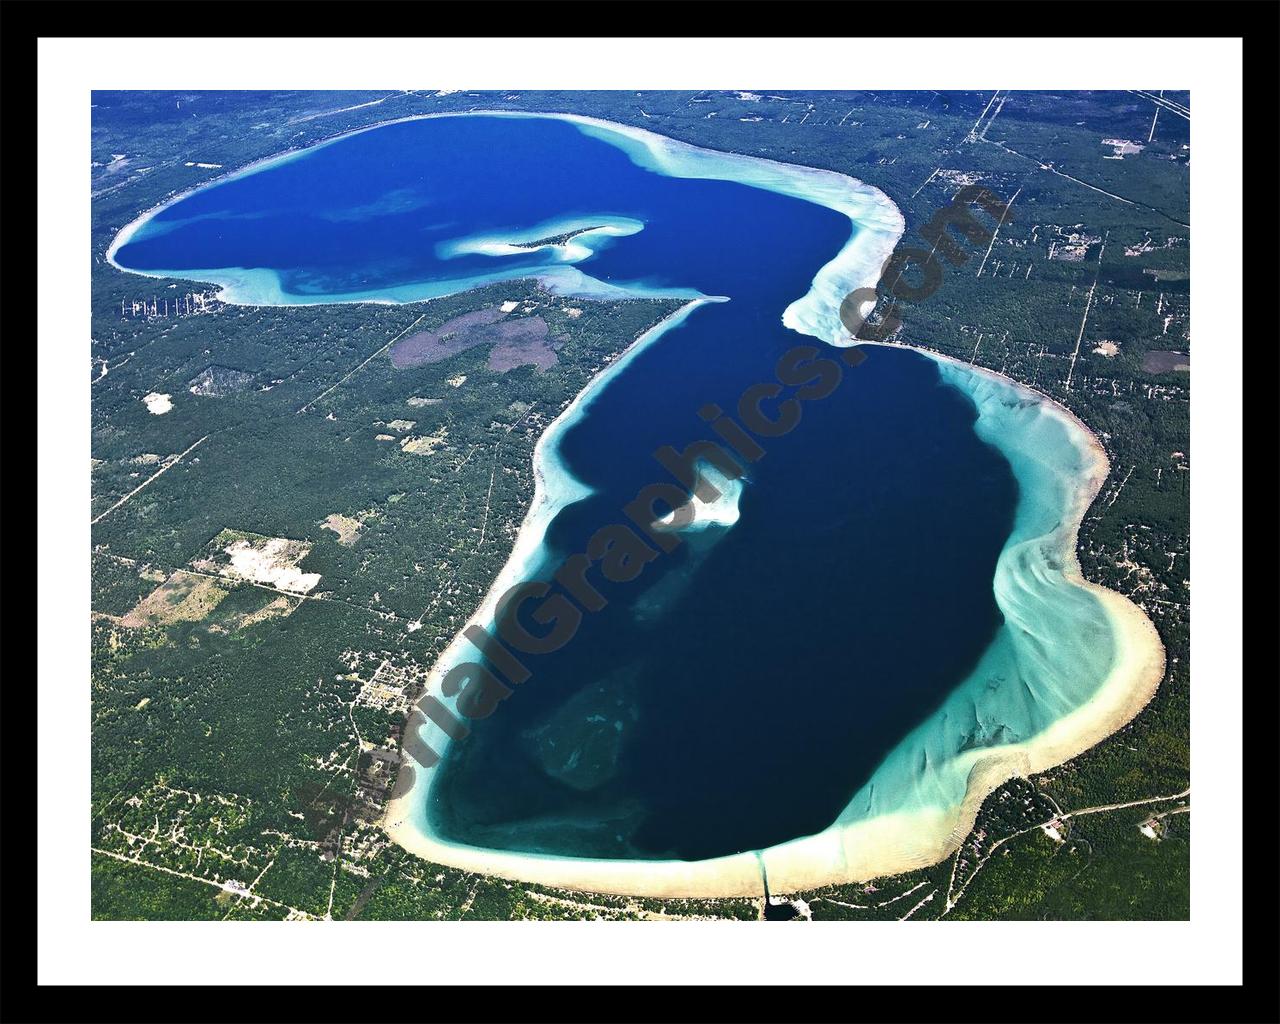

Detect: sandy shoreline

[383,298,719,855]
[104,109,902,326]
[382,120,1161,900]
[370,115,907,898]
[751,342,1166,891]
[386,340,1166,898]
[104,110,1165,898]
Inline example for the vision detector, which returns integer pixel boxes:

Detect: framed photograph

[13,4,1273,1016]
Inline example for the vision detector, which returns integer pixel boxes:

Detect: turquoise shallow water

[832,358,1117,829]
[111,113,1118,866]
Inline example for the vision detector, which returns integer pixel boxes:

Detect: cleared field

[121,572,229,628]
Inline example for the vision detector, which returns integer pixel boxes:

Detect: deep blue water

[115,115,1019,861]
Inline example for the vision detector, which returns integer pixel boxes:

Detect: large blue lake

[114,115,1052,863]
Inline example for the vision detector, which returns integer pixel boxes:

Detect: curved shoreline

[105,109,904,325]
[384,341,1166,898]
[377,121,1161,898]
[106,111,1164,897]
[751,343,1166,890]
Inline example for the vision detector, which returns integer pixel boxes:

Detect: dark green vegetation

[945,802,1191,921]
[92,855,230,921]
[91,89,1188,920]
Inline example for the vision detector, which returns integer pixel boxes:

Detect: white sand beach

[105,110,1164,898]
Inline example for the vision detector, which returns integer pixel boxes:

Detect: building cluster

[120,289,220,321]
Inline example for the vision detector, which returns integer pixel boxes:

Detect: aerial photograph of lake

[107,110,1165,899]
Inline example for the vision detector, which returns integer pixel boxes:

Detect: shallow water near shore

[112,113,1154,889]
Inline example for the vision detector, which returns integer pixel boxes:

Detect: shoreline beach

[105,110,1165,898]
[104,109,904,327]
[383,339,1166,898]
[752,342,1166,891]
